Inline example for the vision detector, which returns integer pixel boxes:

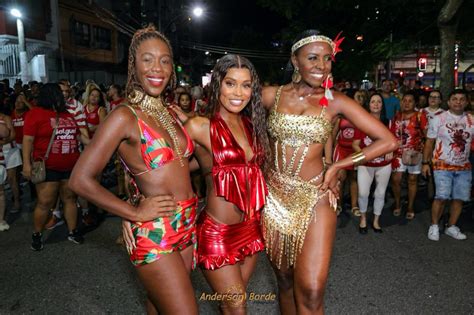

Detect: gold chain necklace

[130,90,184,167]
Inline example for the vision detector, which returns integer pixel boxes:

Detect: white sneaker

[445,225,467,240]
[0,221,10,231]
[427,224,439,241]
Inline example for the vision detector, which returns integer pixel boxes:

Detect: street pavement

[1,183,473,314]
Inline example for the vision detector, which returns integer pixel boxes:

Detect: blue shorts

[433,170,472,202]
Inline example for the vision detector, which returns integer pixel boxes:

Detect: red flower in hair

[331,31,345,61]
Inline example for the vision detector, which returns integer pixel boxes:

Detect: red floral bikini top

[127,105,194,176]
[210,113,267,219]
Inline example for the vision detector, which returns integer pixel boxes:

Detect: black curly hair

[208,54,269,167]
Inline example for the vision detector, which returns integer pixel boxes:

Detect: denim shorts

[433,170,472,201]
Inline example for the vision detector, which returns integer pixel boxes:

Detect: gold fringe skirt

[262,169,335,269]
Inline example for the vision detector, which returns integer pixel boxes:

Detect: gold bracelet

[351,151,366,166]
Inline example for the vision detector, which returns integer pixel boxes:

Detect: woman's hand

[321,165,340,198]
[321,165,340,210]
[169,105,190,123]
[384,152,393,161]
[134,195,177,222]
[22,162,32,180]
[122,219,135,255]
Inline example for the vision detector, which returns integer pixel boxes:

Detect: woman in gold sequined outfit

[261,30,398,314]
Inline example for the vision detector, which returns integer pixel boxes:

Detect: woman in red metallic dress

[192,54,269,314]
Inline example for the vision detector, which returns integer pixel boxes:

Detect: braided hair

[126,24,177,104]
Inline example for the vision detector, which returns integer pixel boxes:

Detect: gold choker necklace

[130,90,184,166]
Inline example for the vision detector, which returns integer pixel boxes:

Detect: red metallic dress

[196,113,267,270]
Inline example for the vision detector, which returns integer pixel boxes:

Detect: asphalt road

[1,184,473,314]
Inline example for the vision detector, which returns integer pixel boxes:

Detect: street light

[163,5,205,34]
[193,7,203,18]
[10,8,29,83]
[10,8,22,18]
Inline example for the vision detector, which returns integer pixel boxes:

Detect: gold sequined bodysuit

[262,86,334,269]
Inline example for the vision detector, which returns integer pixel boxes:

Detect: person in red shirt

[389,91,428,219]
[332,112,360,216]
[4,94,28,212]
[106,84,126,113]
[11,93,29,148]
[0,113,14,231]
[22,83,84,251]
[353,93,393,234]
[84,87,107,138]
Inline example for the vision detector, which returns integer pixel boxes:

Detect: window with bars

[93,26,112,50]
[73,21,91,47]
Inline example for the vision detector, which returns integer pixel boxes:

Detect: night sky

[199,0,287,46]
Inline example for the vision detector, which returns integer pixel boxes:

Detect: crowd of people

[0,24,473,314]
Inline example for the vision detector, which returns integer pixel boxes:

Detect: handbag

[401,149,422,166]
[31,115,59,184]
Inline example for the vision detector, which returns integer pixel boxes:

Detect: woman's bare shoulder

[262,86,280,109]
[185,116,210,137]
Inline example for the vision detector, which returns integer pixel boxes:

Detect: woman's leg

[34,182,60,232]
[59,180,78,233]
[293,198,337,315]
[349,170,359,210]
[7,167,20,210]
[0,185,5,223]
[146,245,196,315]
[373,164,392,228]
[203,264,249,315]
[271,262,295,315]
[136,251,198,315]
[239,254,259,287]
[357,166,374,229]
[407,174,418,214]
[391,172,403,211]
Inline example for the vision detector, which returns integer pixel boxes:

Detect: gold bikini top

[267,86,333,147]
[267,86,333,179]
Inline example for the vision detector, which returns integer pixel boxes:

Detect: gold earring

[292,67,302,84]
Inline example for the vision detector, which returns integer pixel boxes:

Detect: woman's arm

[352,139,362,153]
[98,106,107,123]
[69,107,176,222]
[322,93,398,190]
[188,157,200,172]
[22,135,34,180]
[330,93,398,169]
[0,116,15,145]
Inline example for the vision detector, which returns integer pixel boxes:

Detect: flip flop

[405,212,415,220]
[393,208,401,217]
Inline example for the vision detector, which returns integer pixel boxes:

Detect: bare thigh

[136,251,198,315]
[36,181,60,210]
[293,197,337,310]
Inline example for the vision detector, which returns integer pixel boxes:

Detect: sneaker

[0,221,10,231]
[31,232,44,251]
[427,224,439,241]
[445,225,467,240]
[68,230,84,244]
[45,214,64,230]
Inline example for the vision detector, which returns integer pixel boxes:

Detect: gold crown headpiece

[291,32,344,59]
